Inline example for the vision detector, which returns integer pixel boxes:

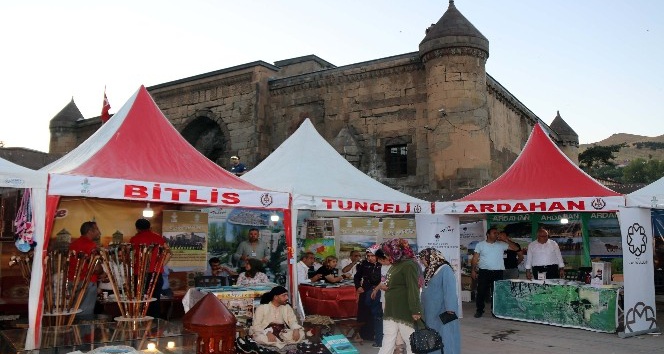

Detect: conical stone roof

[550,111,578,140]
[419,0,489,59]
[49,98,84,128]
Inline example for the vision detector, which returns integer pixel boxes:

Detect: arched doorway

[181,114,227,164]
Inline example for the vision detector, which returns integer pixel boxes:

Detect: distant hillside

[580,133,664,164]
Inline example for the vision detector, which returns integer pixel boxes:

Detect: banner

[617,207,658,336]
[415,214,462,316]
[382,218,416,239]
[162,210,208,271]
[49,174,290,209]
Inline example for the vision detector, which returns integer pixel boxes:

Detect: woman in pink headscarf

[376,239,422,354]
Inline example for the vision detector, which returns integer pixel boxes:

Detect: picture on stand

[162,210,208,271]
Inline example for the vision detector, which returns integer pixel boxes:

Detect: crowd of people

[294,238,462,354]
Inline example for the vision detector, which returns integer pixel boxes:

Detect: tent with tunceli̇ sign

[242,118,431,316]
[28,86,290,348]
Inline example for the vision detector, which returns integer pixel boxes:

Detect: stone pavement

[351,301,663,354]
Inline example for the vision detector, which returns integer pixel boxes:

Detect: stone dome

[419,0,489,60]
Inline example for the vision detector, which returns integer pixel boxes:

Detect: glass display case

[0,318,197,354]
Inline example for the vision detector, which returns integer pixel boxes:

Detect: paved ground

[350,301,663,354]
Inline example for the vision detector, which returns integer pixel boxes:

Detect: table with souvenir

[492,277,622,333]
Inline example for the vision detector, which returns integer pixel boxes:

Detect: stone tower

[419,0,492,197]
[550,111,579,164]
[49,99,83,156]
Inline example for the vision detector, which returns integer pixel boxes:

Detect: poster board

[162,210,208,271]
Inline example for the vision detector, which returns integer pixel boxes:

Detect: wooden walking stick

[55,251,62,317]
[67,252,85,311]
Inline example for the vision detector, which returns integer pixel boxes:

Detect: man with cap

[229,155,247,176]
[249,286,306,348]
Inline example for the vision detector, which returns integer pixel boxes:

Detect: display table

[298,283,358,319]
[0,318,196,353]
[493,279,620,333]
[183,285,273,325]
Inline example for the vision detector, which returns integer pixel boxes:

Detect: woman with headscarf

[376,239,422,354]
[353,245,382,345]
[418,248,460,354]
[237,258,270,286]
[250,286,305,348]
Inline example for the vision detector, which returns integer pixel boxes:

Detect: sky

[1,0,662,152]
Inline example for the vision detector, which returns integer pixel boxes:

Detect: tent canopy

[43,86,288,209]
[437,124,623,214]
[242,118,430,214]
[0,157,47,189]
[626,176,664,209]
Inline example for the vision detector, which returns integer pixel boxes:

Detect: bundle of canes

[141,245,172,317]
[42,250,99,326]
[67,250,100,325]
[9,253,33,285]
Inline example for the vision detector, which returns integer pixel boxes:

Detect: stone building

[47,1,578,201]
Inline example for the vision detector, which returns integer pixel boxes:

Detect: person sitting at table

[314,256,345,283]
[237,258,270,286]
[339,250,363,278]
[205,257,238,277]
[296,252,323,285]
[249,286,306,349]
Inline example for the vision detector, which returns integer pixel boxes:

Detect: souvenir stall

[433,123,632,333]
[0,157,47,349]
[17,86,290,353]
[615,177,663,337]
[242,118,431,318]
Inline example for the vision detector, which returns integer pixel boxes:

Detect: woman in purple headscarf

[376,239,422,354]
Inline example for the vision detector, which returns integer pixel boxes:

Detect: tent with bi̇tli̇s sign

[26,86,290,349]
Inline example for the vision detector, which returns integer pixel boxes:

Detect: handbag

[438,311,458,324]
[409,319,443,354]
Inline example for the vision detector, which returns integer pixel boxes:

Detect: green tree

[579,144,625,169]
[622,158,664,183]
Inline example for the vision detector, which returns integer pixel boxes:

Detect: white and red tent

[436,123,623,214]
[29,86,289,348]
[1,158,47,350]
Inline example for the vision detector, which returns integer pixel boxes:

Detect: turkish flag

[101,89,111,123]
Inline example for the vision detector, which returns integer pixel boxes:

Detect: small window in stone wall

[386,144,408,178]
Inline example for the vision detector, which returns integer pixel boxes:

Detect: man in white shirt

[525,228,565,280]
[338,250,362,278]
[296,252,323,285]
